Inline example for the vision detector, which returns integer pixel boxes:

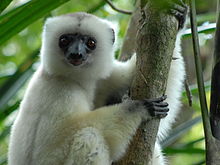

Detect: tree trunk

[114,0,179,164]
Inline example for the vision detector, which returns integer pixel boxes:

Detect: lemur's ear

[110,28,115,45]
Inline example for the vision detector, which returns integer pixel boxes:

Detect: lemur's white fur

[8,12,185,165]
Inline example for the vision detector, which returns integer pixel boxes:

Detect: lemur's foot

[143,95,169,118]
[168,0,188,30]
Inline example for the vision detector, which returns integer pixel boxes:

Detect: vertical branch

[114,0,179,164]
[189,0,211,139]
[189,0,220,164]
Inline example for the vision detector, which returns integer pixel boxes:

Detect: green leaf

[0,0,13,13]
[193,160,206,165]
[0,0,70,45]
[0,50,39,110]
[0,100,20,122]
[183,137,205,147]
[161,116,202,148]
[183,23,216,38]
[0,69,33,111]
[164,147,205,154]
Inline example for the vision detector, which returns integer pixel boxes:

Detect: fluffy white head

[40,12,116,81]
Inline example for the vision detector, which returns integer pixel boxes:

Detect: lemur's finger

[151,111,168,118]
[152,102,169,107]
[150,107,169,112]
[148,95,167,103]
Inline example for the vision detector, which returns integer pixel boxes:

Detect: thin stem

[184,79,193,106]
[189,0,212,142]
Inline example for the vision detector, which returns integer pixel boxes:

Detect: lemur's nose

[70,53,83,60]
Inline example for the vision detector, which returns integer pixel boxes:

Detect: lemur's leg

[67,96,168,163]
[65,127,110,165]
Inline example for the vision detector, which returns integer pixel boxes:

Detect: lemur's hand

[122,95,169,120]
[168,0,188,30]
[143,95,169,119]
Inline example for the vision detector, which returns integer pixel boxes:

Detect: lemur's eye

[86,38,96,50]
[59,36,70,48]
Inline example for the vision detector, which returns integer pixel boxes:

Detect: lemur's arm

[94,55,136,108]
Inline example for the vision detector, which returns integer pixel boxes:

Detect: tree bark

[114,0,179,164]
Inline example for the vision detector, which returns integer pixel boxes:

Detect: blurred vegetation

[0,0,217,164]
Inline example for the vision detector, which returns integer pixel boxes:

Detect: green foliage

[0,50,38,111]
[0,0,71,45]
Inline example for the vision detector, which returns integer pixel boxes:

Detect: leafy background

[0,0,217,164]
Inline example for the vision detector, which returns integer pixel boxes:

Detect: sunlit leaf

[0,0,13,13]
[0,0,70,45]
[183,23,216,38]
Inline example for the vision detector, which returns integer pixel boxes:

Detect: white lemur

[8,2,187,165]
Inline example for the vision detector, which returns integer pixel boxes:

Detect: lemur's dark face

[58,33,96,66]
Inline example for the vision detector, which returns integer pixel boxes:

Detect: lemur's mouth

[68,58,84,66]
